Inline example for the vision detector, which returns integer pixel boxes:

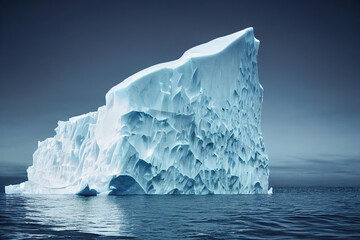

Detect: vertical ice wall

[6,27,269,195]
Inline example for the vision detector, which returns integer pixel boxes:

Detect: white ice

[6,27,269,195]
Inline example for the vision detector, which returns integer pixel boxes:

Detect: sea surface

[0,187,359,239]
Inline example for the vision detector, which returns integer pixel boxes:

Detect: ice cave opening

[109,175,146,195]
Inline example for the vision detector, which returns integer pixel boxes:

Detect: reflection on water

[1,188,360,239]
[23,195,134,237]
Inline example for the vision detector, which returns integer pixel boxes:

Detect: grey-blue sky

[0,0,359,187]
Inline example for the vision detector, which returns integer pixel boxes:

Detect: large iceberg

[6,27,269,195]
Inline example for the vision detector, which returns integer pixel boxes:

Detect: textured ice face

[6,27,269,195]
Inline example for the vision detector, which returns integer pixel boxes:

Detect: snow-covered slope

[6,27,269,195]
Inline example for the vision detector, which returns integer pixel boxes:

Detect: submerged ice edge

[6,27,269,195]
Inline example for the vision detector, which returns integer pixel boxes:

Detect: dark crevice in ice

[109,175,146,195]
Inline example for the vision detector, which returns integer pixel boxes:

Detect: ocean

[0,187,359,239]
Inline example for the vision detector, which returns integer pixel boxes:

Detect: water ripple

[0,187,359,239]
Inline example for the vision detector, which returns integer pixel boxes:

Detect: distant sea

[0,187,359,239]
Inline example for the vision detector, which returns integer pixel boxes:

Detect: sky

[0,0,359,188]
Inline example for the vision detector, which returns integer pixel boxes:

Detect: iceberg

[6,27,269,195]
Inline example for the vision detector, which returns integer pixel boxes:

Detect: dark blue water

[0,187,359,239]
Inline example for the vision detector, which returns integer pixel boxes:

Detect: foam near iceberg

[6,27,269,195]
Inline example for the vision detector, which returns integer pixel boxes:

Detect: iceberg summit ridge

[6,27,269,195]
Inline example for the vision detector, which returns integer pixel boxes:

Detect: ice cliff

[6,27,269,195]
